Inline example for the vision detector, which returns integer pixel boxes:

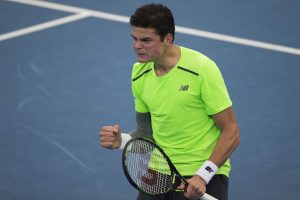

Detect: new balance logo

[205,166,214,173]
[179,85,189,91]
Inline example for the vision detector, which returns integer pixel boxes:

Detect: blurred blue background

[1,0,300,199]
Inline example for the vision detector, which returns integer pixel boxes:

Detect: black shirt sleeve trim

[177,66,199,76]
[132,68,152,81]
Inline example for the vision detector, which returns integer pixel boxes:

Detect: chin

[137,60,147,63]
[136,57,150,63]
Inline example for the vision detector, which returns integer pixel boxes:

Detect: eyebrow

[131,34,153,41]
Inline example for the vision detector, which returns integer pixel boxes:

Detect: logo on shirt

[179,85,189,91]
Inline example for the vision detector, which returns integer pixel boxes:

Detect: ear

[164,33,174,44]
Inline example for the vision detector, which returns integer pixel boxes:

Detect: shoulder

[179,46,219,76]
[131,62,153,82]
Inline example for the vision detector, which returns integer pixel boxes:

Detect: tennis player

[100,3,240,200]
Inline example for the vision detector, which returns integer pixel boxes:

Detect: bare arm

[184,107,240,199]
[209,106,240,167]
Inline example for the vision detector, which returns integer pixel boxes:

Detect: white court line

[175,26,300,56]
[6,0,129,23]
[0,12,90,41]
[22,123,93,173]
[4,0,300,56]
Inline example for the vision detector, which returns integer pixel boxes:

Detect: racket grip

[200,193,218,200]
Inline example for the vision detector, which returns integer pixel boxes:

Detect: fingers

[184,176,206,200]
[99,124,121,149]
[185,185,205,200]
[99,126,114,148]
[176,182,186,190]
[113,124,120,136]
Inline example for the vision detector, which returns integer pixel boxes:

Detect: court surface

[1,0,300,199]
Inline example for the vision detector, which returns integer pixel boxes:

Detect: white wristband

[195,160,219,184]
[119,133,132,150]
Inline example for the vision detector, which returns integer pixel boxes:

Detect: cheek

[147,44,163,57]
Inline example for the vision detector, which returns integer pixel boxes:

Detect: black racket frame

[122,137,188,195]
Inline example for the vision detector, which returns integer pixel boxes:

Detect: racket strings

[125,140,173,195]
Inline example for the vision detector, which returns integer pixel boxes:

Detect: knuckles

[99,125,120,149]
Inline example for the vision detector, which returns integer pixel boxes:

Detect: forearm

[196,124,240,184]
[209,124,240,167]
[195,107,240,184]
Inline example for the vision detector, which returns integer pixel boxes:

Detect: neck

[154,45,180,76]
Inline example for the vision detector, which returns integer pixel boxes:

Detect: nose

[134,40,142,49]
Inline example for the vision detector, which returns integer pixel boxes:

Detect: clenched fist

[99,124,122,149]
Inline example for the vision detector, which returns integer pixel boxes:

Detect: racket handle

[200,193,218,200]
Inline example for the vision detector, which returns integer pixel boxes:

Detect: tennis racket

[122,137,218,200]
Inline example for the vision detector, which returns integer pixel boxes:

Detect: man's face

[131,26,166,63]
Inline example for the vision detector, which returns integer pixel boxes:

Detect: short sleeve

[131,73,149,113]
[200,59,232,115]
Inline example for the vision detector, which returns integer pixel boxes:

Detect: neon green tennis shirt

[131,46,232,177]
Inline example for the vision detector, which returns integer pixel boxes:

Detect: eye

[142,38,152,44]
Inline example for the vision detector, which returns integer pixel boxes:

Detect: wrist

[119,133,132,149]
[195,160,218,184]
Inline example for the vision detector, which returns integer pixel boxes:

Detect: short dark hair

[130,3,175,42]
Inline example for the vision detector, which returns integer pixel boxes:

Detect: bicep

[211,107,238,130]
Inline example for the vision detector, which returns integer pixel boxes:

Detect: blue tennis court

[1,0,300,199]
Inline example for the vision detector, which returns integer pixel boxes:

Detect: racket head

[122,137,176,195]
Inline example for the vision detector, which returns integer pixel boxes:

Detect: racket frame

[122,137,188,195]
